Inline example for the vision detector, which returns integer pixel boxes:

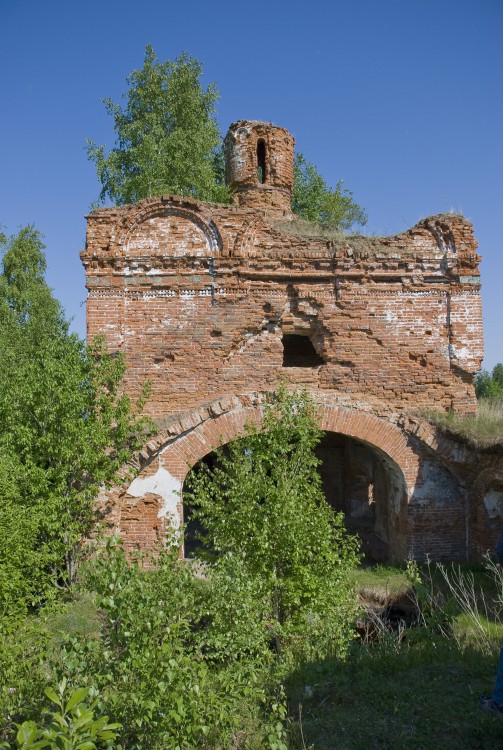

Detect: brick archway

[115,393,421,559]
[154,395,419,491]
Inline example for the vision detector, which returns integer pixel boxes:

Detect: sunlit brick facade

[82,120,502,562]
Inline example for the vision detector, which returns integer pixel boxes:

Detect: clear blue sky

[1,0,501,370]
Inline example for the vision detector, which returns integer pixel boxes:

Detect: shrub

[186,387,360,663]
[0,679,120,750]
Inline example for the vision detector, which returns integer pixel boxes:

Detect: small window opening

[257,139,266,184]
[282,334,324,367]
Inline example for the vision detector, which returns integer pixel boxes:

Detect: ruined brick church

[81,120,502,562]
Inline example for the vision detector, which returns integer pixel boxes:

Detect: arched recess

[469,468,503,559]
[315,432,407,562]
[114,197,223,258]
[117,394,421,560]
[183,431,408,562]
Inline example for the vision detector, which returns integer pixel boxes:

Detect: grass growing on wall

[423,398,503,449]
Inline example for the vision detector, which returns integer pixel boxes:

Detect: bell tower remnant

[223,120,295,219]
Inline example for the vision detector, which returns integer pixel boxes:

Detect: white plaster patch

[127,467,182,527]
[484,490,503,519]
[413,475,443,505]
[451,346,470,360]
[177,297,198,322]
[230,330,269,357]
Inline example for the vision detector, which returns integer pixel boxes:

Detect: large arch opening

[315,432,407,562]
[181,430,407,562]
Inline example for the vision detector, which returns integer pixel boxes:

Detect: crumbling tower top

[223,120,295,219]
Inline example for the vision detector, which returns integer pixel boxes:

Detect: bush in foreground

[186,387,360,663]
[1,388,360,749]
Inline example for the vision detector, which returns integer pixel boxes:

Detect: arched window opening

[282,334,324,367]
[257,139,266,184]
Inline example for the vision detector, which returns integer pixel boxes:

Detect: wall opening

[282,334,324,367]
[470,475,503,560]
[182,452,218,558]
[257,139,266,184]
[182,431,407,562]
[316,432,407,562]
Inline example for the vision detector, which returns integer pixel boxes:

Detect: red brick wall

[83,120,495,562]
[83,201,483,418]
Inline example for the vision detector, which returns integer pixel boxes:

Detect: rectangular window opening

[282,334,324,367]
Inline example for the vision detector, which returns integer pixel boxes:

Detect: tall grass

[424,398,503,448]
[436,557,503,655]
[362,558,503,655]
[286,560,503,749]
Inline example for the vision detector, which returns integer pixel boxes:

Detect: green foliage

[475,363,503,401]
[191,552,273,664]
[0,679,120,750]
[0,617,51,737]
[187,387,360,660]
[292,153,367,232]
[0,227,151,615]
[56,539,277,750]
[86,46,228,206]
[5,557,503,750]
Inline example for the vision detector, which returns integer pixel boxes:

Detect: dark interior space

[256,139,266,183]
[282,334,324,367]
[315,433,406,562]
[182,432,406,561]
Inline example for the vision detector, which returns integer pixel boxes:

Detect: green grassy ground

[287,640,503,749]
[286,563,503,749]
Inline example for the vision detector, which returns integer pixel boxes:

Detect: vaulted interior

[315,433,407,562]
